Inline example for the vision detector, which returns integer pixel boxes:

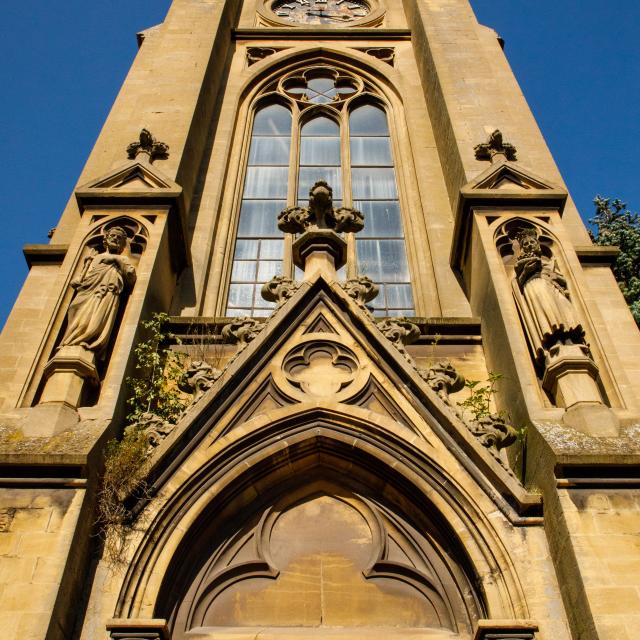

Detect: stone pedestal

[542,344,618,436]
[292,229,347,281]
[473,619,538,640]
[107,619,168,640]
[40,345,99,408]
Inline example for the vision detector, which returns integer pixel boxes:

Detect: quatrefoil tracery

[278,66,364,107]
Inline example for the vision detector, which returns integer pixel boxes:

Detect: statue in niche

[512,227,586,365]
[59,226,136,355]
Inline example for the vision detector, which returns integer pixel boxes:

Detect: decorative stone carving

[0,508,16,532]
[221,317,263,346]
[261,275,301,307]
[246,47,282,65]
[355,47,395,65]
[283,341,360,398]
[277,207,310,233]
[278,181,364,234]
[466,414,517,469]
[126,128,169,163]
[126,413,174,453]
[180,360,222,405]
[282,181,365,278]
[377,317,420,359]
[420,360,465,403]
[474,129,517,162]
[59,226,137,355]
[342,276,379,307]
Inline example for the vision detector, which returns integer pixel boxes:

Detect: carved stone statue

[512,228,585,365]
[59,227,136,355]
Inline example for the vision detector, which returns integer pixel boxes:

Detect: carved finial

[126,128,169,163]
[377,317,420,360]
[342,276,379,307]
[474,129,517,162]
[278,181,364,234]
[261,275,300,307]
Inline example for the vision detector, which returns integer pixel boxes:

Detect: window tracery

[227,64,414,317]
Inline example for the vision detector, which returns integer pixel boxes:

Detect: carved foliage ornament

[126,128,169,163]
[278,181,364,235]
[126,412,174,454]
[342,275,379,307]
[467,414,517,471]
[419,360,465,404]
[261,275,301,307]
[180,360,222,405]
[221,317,263,346]
[474,129,517,162]
[377,317,420,359]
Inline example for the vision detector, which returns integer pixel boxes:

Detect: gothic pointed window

[350,104,413,316]
[227,104,290,317]
[226,66,414,317]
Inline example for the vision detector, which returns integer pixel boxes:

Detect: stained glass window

[227,104,290,317]
[226,67,415,317]
[351,105,414,316]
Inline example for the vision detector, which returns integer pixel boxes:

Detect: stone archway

[115,409,530,637]
[152,446,486,639]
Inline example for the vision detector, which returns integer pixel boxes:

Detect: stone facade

[0,1,639,639]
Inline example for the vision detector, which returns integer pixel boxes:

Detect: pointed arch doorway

[151,431,487,640]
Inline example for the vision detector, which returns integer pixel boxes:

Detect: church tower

[1,2,639,639]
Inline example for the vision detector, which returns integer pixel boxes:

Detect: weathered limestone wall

[0,488,85,639]
[558,488,640,640]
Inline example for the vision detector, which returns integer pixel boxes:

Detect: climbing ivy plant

[98,312,188,566]
[126,312,188,424]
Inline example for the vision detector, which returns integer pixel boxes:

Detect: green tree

[590,196,640,327]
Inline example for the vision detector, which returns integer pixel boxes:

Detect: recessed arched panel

[155,448,485,639]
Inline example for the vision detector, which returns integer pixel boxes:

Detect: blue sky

[1,1,639,329]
